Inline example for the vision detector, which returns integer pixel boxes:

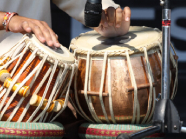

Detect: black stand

[116,0,185,138]
[117,99,182,139]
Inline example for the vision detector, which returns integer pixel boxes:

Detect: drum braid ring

[70,43,161,57]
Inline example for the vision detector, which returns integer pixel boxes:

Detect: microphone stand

[117,0,186,138]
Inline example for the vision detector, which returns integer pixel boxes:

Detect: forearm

[0,12,6,30]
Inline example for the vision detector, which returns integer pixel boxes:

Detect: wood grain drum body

[70,26,178,124]
[0,34,76,122]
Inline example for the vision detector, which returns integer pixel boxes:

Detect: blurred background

[51,0,186,138]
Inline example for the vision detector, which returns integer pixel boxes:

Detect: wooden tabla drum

[0,34,76,122]
[70,26,178,124]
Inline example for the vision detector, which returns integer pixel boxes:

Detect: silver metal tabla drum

[0,34,76,122]
[70,26,178,124]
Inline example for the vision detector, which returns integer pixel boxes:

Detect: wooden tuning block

[30,94,65,113]
[4,78,30,97]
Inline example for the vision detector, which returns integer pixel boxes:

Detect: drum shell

[0,49,71,122]
[73,48,177,124]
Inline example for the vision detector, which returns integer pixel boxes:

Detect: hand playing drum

[94,7,131,37]
[0,11,61,48]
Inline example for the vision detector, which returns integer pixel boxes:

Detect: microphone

[84,0,102,27]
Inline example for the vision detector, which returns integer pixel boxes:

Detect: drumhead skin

[70,26,178,124]
[70,26,162,55]
[28,34,74,64]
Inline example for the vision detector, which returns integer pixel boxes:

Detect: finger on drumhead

[123,6,131,22]
[22,21,32,33]
[115,8,123,28]
[40,27,55,47]
[28,22,46,43]
[40,21,60,47]
[47,28,60,47]
[101,10,108,27]
[107,7,116,26]
[51,33,60,47]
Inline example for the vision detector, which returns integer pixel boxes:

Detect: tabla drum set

[0,26,178,138]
